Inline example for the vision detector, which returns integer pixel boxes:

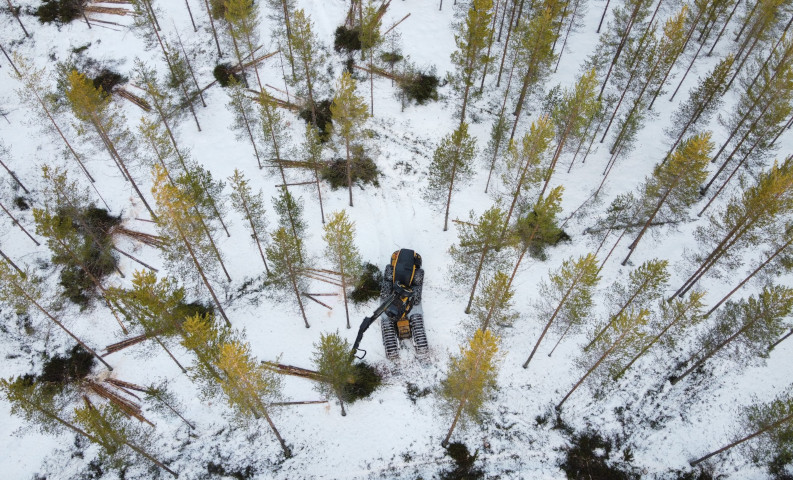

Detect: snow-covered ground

[1,0,791,479]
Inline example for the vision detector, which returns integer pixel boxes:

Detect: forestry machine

[351,249,428,360]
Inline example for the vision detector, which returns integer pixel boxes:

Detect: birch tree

[323,210,363,329]
[439,329,500,447]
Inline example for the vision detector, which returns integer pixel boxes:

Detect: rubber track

[381,317,399,359]
[410,314,429,357]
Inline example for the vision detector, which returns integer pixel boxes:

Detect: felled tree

[312,331,356,416]
[74,400,177,476]
[439,329,500,447]
[672,285,793,385]
[426,123,477,231]
[228,169,270,274]
[267,227,310,328]
[323,210,363,329]
[330,72,369,207]
[523,253,600,368]
[449,205,511,314]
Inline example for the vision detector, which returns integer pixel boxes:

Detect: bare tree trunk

[441,397,466,447]
[690,411,793,466]
[184,0,198,32]
[0,200,39,246]
[597,0,611,33]
[0,157,29,194]
[202,0,223,57]
[0,248,24,275]
[5,0,29,37]
[176,225,231,326]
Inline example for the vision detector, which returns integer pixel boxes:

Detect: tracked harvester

[351,249,428,360]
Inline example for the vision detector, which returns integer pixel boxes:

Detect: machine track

[410,314,429,358]
[380,317,400,360]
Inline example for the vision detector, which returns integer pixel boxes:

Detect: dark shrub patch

[559,431,638,480]
[406,382,431,404]
[14,196,30,210]
[399,73,440,105]
[343,362,382,402]
[38,345,94,386]
[334,26,362,53]
[322,147,379,190]
[441,442,483,480]
[350,263,382,304]
[670,468,721,480]
[35,0,84,24]
[207,462,254,480]
[381,52,404,66]
[53,207,120,307]
[91,70,125,95]
[213,63,243,88]
[298,98,333,141]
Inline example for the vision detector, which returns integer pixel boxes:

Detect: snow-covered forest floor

[1,0,792,479]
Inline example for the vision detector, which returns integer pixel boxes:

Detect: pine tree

[451,0,494,123]
[674,158,793,298]
[258,90,292,186]
[323,210,363,329]
[215,339,291,456]
[104,271,188,372]
[691,389,793,467]
[74,400,178,476]
[439,329,500,447]
[151,165,231,325]
[263,0,297,78]
[586,259,668,349]
[267,227,310,328]
[291,8,326,126]
[468,270,518,335]
[1,376,99,442]
[312,331,356,416]
[664,54,733,160]
[360,0,385,115]
[506,186,564,288]
[449,205,511,314]
[273,188,307,262]
[621,132,713,265]
[224,0,263,89]
[672,285,793,385]
[613,291,705,379]
[180,313,228,392]
[509,0,565,140]
[500,116,555,238]
[64,70,156,218]
[425,123,477,231]
[228,169,270,274]
[523,253,600,368]
[0,261,111,370]
[143,382,195,429]
[725,0,789,90]
[10,55,94,185]
[557,308,650,411]
[301,124,327,223]
[227,81,263,168]
[547,68,600,192]
[331,72,370,207]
